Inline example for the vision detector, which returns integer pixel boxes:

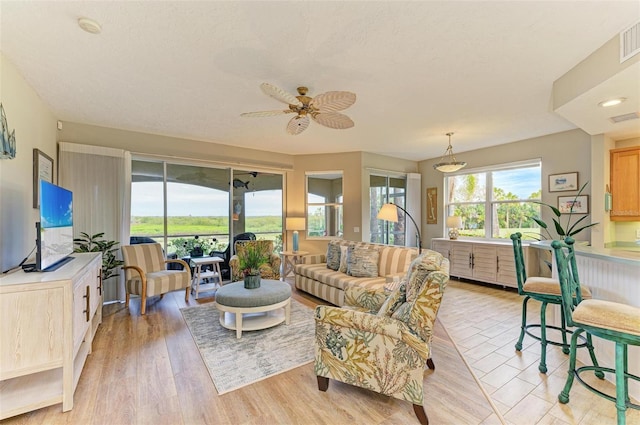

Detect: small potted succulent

[239,243,268,289]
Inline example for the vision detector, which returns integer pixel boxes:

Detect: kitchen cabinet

[610,146,640,221]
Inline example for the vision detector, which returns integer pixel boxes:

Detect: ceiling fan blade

[310,91,356,112]
[240,110,294,117]
[286,115,310,135]
[312,112,354,129]
[260,83,303,107]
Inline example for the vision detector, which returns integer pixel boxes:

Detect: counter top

[529,240,640,266]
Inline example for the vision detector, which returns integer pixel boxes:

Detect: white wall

[0,54,57,272]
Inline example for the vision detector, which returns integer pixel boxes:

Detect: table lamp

[286,217,306,253]
[446,216,463,240]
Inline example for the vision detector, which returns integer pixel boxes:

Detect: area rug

[180,299,315,395]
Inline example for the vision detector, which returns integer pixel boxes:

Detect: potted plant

[239,243,268,289]
[73,232,124,282]
[532,181,598,240]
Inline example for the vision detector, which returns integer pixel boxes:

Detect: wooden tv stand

[0,252,103,420]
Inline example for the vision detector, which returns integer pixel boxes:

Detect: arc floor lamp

[377,203,422,250]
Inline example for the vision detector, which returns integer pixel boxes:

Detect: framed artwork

[33,148,54,208]
[426,187,438,224]
[549,172,578,192]
[558,195,589,214]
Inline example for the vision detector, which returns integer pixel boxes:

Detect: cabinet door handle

[496,256,499,272]
[97,274,102,296]
[83,285,91,322]
[469,253,472,268]
[471,253,475,268]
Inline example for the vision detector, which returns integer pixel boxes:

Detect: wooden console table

[0,253,102,420]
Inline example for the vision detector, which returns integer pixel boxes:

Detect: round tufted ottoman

[214,279,291,338]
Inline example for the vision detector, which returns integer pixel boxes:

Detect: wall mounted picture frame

[558,195,589,214]
[549,172,578,192]
[426,187,438,224]
[33,148,54,208]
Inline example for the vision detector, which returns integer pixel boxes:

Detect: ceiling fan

[241,83,356,135]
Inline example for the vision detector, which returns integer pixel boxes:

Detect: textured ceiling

[1,1,639,161]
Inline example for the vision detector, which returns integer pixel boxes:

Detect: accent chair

[314,251,450,425]
[121,243,191,315]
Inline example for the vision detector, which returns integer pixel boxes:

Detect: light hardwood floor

[1,278,637,424]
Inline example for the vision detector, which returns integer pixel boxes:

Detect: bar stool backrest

[510,232,527,295]
[551,237,586,328]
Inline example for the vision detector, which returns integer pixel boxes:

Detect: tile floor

[438,279,640,425]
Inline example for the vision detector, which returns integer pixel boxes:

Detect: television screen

[37,180,74,271]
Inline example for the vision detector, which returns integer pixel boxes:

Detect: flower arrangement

[169,236,218,258]
[238,243,269,276]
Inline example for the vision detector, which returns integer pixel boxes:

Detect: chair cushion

[523,277,592,298]
[347,246,379,278]
[326,240,342,271]
[573,299,640,337]
[126,270,190,297]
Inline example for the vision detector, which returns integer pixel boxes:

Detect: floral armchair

[314,251,450,425]
[229,240,281,282]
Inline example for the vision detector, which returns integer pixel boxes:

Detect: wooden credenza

[0,252,102,420]
[431,238,526,288]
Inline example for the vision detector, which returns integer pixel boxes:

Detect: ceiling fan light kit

[433,132,467,173]
[242,83,356,135]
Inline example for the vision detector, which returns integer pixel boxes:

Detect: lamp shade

[446,216,462,228]
[377,203,399,222]
[285,217,306,231]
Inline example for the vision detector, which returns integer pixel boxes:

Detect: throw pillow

[326,241,341,271]
[405,263,435,304]
[347,246,379,277]
[377,283,407,317]
[338,245,349,273]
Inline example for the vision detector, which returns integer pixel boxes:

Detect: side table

[281,250,309,279]
[190,256,224,299]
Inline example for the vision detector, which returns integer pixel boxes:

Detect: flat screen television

[36,180,74,271]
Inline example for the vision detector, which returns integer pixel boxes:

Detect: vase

[244,274,261,289]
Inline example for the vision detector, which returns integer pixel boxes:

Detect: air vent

[620,20,640,63]
[610,112,640,123]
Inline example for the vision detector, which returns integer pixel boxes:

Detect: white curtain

[405,172,422,248]
[58,143,131,302]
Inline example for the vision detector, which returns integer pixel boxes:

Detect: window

[306,172,343,238]
[369,174,407,245]
[445,160,541,239]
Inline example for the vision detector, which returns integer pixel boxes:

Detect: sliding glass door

[130,159,283,258]
[369,173,407,245]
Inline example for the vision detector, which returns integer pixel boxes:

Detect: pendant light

[433,132,466,173]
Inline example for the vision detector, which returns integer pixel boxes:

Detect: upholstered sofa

[295,240,426,306]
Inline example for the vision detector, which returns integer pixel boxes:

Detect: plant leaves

[568,222,599,236]
[552,219,566,236]
[532,217,547,229]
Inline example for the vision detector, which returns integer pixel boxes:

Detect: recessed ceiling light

[78,17,101,34]
[598,98,626,108]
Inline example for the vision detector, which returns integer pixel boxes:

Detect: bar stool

[552,238,640,425]
[510,233,593,373]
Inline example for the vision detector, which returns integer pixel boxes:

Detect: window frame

[305,171,344,240]
[444,159,542,240]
